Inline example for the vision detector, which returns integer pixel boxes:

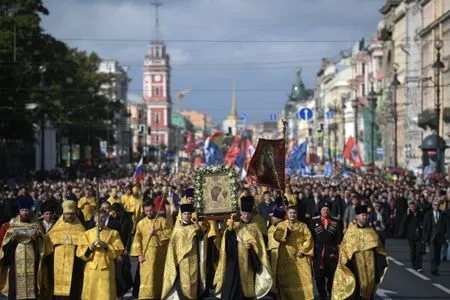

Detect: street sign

[298,108,313,121]
[269,113,277,121]
[239,113,248,122]
[376,147,384,159]
[326,110,335,119]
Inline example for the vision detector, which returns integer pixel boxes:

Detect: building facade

[98,60,131,164]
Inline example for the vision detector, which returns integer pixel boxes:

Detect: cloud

[41,0,383,122]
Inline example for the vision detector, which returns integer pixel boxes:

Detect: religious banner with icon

[194,165,239,217]
[246,138,285,191]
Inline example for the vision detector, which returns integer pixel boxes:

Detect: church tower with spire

[222,82,240,135]
[143,1,173,150]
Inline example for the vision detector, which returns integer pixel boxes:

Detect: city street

[3,239,447,300]
[120,238,450,299]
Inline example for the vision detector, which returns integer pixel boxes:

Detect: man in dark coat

[422,200,449,276]
[403,201,424,271]
[310,201,343,300]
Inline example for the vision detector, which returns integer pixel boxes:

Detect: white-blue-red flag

[133,156,144,184]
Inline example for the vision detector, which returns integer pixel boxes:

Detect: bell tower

[143,1,172,150]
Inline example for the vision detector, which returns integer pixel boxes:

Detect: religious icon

[194,165,238,217]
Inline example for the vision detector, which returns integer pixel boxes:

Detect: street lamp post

[352,97,359,145]
[367,81,378,165]
[432,38,445,173]
[341,94,347,167]
[38,65,47,171]
[66,77,74,167]
[391,66,400,168]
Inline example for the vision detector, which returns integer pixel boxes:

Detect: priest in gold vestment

[76,210,124,300]
[273,200,314,300]
[267,206,286,296]
[170,188,221,297]
[161,203,208,299]
[46,200,86,300]
[0,197,48,300]
[130,200,171,299]
[123,186,144,229]
[332,205,388,300]
[214,196,272,300]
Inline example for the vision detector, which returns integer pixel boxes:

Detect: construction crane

[175,88,192,111]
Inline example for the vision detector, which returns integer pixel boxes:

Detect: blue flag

[324,161,332,178]
[343,165,349,177]
[204,139,224,165]
[286,141,308,172]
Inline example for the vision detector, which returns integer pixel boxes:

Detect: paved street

[375,239,450,300]
[1,239,449,299]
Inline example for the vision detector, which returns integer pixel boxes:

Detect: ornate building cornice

[380,0,402,15]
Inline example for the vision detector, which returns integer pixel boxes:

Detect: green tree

[1,0,127,167]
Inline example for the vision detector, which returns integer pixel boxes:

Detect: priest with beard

[46,200,87,300]
[0,196,48,300]
[332,205,388,300]
[214,195,272,300]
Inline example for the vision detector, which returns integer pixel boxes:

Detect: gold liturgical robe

[214,220,272,299]
[267,223,281,293]
[332,223,388,300]
[174,210,221,250]
[107,196,121,205]
[46,216,86,297]
[0,216,48,300]
[77,196,96,221]
[77,227,124,300]
[273,219,314,300]
[161,221,207,299]
[130,216,171,299]
[123,195,143,228]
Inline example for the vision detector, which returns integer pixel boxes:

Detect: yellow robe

[331,223,388,300]
[267,223,281,294]
[107,196,122,205]
[161,221,207,299]
[77,196,96,221]
[214,220,273,299]
[273,219,314,300]
[0,216,49,299]
[123,194,143,228]
[77,227,124,300]
[46,216,87,297]
[174,210,221,251]
[130,216,171,299]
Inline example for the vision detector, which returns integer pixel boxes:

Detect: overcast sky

[41,0,382,123]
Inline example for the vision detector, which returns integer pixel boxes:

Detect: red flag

[344,136,363,168]
[225,135,242,166]
[184,131,196,153]
[247,138,285,190]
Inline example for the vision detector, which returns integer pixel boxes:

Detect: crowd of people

[0,165,449,300]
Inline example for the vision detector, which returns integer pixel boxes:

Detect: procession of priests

[0,180,393,300]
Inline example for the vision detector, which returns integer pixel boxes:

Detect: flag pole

[282,118,287,195]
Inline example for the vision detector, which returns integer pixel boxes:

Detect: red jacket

[0,223,10,246]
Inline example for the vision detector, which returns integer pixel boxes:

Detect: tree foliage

[0,0,127,162]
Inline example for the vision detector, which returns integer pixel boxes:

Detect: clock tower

[143,1,173,151]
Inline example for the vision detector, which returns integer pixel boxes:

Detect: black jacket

[422,210,449,244]
[403,211,423,241]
